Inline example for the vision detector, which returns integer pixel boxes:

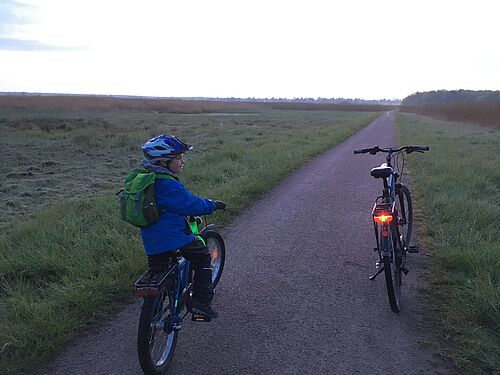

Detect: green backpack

[118,168,175,227]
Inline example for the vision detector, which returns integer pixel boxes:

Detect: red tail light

[373,213,393,223]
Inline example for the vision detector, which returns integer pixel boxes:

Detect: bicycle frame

[170,257,194,330]
[135,217,217,329]
[380,152,400,197]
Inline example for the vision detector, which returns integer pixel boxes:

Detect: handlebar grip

[354,147,374,154]
[409,145,429,152]
[416,146,430,151]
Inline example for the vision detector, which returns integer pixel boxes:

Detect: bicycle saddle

[370,163,393,179]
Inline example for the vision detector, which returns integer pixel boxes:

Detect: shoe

[188,299,218,319]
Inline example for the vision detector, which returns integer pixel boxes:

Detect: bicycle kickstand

[369,267,385,281]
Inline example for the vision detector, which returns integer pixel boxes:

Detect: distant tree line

[401,89,500,105]
[0,93,397,113]
[400,90,500,128]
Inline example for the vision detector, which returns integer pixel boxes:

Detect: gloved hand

[214,200,226,211]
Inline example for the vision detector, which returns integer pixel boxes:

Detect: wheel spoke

[138,291,178,374]
[382,228,401,313]
[204,231,225,288]
[395,185,413,246]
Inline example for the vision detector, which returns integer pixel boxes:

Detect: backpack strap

[155,173,177,181]
[153,173,177,216]
[154,173,192,235]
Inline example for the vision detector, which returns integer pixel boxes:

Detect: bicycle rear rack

[372,201,395,216]
[135,266,176,297]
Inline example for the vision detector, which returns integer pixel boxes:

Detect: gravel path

[40,111,453,375]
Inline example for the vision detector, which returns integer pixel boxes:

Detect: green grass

[397,112,500,374]
[0,109,378,375]
[0,109,372,226]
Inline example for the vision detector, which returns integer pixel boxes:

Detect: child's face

[167,154,185,174]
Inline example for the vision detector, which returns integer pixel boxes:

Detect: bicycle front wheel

[381,230,402,313]
[395,184,413,246]
[137,290,178,375]
[204,231,226,288]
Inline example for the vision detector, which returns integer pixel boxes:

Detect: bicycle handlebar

[353,146,377,155]
[353,145,429,155]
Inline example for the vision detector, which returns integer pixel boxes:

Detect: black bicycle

[354,145,429,312]
[134,215,225,374]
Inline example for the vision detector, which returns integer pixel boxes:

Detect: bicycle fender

[379,236,392,257]
[199,224,217,236]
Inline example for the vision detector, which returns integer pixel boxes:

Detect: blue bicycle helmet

[142,135,193,161]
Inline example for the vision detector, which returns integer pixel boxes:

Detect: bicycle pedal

[191,313,211,323]
[407,245,420,253]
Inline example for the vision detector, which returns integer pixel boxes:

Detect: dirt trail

[40,112,453,375]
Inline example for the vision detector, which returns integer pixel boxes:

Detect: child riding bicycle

[139,134,226,319]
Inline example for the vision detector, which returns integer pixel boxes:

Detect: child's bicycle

[354,145,429,313]
[134,215,225,375]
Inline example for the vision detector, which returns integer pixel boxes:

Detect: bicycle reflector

[373,213,393,223]
[136,287,159,297]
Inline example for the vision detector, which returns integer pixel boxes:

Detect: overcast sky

[1,0,499,100]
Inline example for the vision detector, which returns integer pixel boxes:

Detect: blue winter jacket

[140,176,216,255]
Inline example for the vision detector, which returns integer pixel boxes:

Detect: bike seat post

[386,150,393,164]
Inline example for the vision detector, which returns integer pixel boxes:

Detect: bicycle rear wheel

[204,231,226,288]
[381,229,402,313]
[138,289,178,375]
[395,184,413,246]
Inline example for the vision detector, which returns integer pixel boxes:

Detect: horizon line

[0,91,402,102]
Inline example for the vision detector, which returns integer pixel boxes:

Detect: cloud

[0,0,34,34]
[0,1,85,51]
[0,37,83,51]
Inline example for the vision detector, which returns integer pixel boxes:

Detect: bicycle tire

[395,184,413,246]
[137,290,178,375]
[381,229,402,313]
[203,231,226,288]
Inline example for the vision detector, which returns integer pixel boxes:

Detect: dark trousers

[147,238,213,304]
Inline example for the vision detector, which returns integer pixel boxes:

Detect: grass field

[397,113,500,374]
[0,105,378,375]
